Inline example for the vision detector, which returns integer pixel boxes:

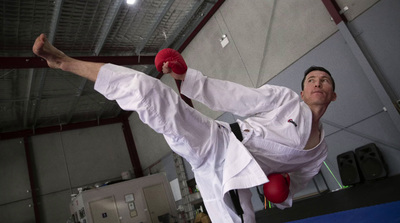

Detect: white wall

[0,124,133,223]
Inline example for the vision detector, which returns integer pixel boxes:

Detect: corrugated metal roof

[0,0,218,134]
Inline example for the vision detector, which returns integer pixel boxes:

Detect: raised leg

[32,34,103,82]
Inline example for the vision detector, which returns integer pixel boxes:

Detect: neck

[309,105,328,126]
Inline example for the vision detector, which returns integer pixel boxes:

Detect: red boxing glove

[263,173,290,203]
[155,48,187,75]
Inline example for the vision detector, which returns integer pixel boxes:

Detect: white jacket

[181,68,328,210]
[94,65,328,223]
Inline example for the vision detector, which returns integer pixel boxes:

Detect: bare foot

[32,34,69,69]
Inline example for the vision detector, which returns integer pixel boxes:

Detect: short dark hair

[301,66,335,91]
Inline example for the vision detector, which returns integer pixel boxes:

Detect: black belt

[229,190,244,222]
[229,122,244,222]
[230,122,243,142]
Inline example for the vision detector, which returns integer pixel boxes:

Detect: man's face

[301,70,337,106]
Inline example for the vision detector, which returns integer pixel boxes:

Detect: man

[33,34,336,223]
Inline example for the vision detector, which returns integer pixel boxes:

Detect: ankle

[58,56,74,71]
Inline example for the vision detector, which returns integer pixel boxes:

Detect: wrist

[171,72,186,81]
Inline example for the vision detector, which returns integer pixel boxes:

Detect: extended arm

[274,162,323,209]
[180,68,297,117]
[156,48,297,116]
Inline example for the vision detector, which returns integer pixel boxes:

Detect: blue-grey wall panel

[61,124,132,187]
[31,133,71,196]
[0,139,31,205]
[39,190,71,223]
[0,199,35,223]
[348,0,400,99]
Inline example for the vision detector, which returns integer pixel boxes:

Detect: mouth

[312,91,323,94]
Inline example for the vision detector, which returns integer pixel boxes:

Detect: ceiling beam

[0,55,156,69]
[0,116,123,140]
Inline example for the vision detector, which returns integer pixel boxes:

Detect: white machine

[70,173,177,223]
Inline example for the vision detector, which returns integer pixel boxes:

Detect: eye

[322,78,330,83]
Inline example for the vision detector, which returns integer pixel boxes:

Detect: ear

[300,91,304,100]
[331,92,337,102]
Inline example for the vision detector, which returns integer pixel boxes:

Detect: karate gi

[94,64,328,223]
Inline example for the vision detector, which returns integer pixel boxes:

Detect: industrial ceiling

[0,0,221,136]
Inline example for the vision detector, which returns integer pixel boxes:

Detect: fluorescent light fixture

[127,0,136,5]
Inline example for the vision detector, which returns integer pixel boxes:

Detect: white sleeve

[274,162,324,209]
[181,68,297,117]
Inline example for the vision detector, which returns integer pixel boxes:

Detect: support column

[121,116,143,178]
[23,136,40,223]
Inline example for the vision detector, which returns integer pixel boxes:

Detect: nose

[315,80,322,88]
